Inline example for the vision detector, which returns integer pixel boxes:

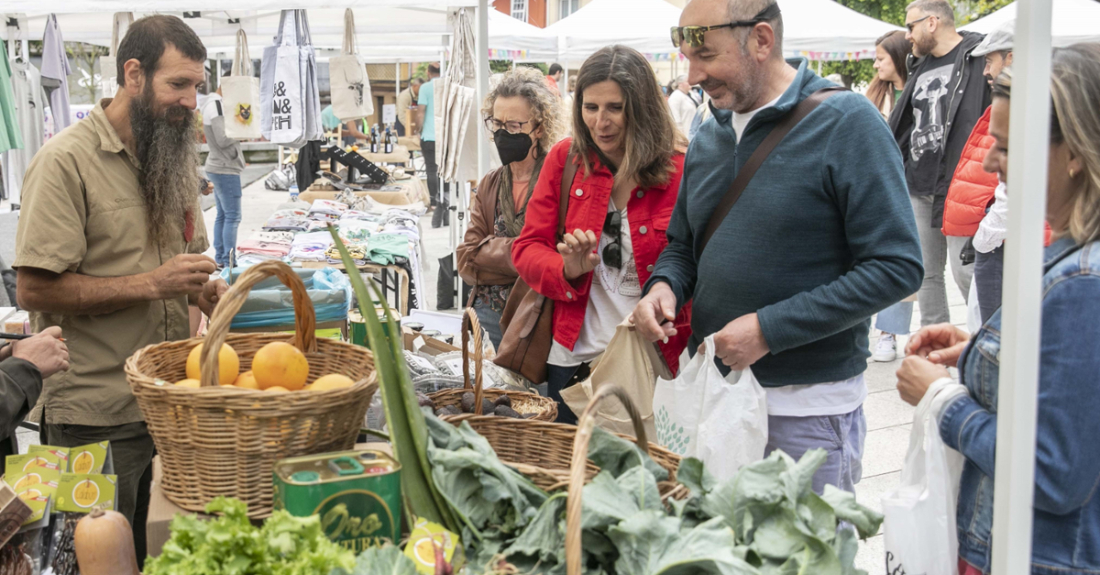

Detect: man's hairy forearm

[17,268,159,316]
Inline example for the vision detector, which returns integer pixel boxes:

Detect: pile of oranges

[175,342,355,392]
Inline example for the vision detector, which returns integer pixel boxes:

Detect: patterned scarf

[497,153,546,238]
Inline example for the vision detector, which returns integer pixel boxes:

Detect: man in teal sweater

[635,0,923,494]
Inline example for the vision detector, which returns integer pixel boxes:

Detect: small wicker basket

[125,261,378,517]
[428,308,558,421]
[445,386,686,501]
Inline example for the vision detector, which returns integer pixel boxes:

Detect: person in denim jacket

[895,43,1100,574]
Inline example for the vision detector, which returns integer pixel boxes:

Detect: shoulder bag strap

[558,152,578,237]
[700,87,844,250]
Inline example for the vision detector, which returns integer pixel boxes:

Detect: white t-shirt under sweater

[727,92,867,418]
[549,201,640,367]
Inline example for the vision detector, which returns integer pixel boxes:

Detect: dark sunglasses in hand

[602,211,623,269]
[670,3,782,48]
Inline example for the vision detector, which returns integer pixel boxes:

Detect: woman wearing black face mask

[457,68,565,349]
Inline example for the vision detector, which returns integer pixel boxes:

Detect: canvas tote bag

[97,13,132,98]
[330,9,374,121]
[261,10,321,148]
[221,29,261,140]
[560,319,672,439]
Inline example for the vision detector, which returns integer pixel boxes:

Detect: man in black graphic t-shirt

[888,0,989,326]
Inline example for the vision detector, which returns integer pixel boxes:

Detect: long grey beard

[130,93,200,245]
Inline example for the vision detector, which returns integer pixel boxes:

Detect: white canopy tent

[541,0,901,65]
[1,3,552,61]
[778,0,902,60]
[2,0,496,211]
[543,0,681,63]
[960,0,1100,46]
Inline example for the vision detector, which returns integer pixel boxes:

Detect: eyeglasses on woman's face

[484,117,537,135]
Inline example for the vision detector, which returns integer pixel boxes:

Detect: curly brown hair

[570,45,686,189]
[480,66,566,157]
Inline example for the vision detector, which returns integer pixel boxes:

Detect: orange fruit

[265,386,290,393]
[252,342,309,391]
[309,374,355,391]
[234,371,259,389]
[186,343,240,386]
[175,379,202,388]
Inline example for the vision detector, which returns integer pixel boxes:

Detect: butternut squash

[74,507,140,575]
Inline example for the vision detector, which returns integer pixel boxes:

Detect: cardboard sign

[56,474,118,513]
[5,453,62,529]
[69,442,114,475]
[382,104,396,125]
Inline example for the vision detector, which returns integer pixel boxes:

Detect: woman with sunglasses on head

[457,68,565,350]
[512,45,692,424]
[896,44,1100,574]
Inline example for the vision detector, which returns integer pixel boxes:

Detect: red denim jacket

[512,139,692,373]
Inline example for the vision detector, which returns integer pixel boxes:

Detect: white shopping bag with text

[653,335,768,481]
[882,379,968,575]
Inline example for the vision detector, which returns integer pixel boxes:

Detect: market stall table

[302,176,429,206]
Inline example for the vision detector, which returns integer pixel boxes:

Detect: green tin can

[272,449,402,552]
[349,310,399,346]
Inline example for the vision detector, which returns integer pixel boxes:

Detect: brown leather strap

[559,153,579,237]
[700,87,844,250]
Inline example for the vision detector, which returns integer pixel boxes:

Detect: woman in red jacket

[512,45,692,424]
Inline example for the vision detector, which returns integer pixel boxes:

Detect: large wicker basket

[125,261,378,517]
[446,386,686,500]
[429,309,558,421]
[564,386,687,574]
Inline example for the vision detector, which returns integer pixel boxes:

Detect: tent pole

[476,0,490,179]
[991,1,1052,574]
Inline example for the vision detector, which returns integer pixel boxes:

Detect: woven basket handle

[461,308,486,413]
[565,385,649,575]
[200,261,317,386]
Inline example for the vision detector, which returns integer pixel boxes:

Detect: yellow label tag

[404,518,459,575]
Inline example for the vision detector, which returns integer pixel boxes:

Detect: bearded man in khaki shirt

[13,15,227,565]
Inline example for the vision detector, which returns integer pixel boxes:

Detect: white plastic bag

[966,276,982,332]
[330,9,374,121]
[221,30,262,140]
[882,379,968,575]
[653,335,768,481]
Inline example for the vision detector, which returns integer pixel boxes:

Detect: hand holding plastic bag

[653,334,768,481]
[883,378,969,575]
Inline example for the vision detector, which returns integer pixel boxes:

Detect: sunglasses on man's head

[670,3,782,48]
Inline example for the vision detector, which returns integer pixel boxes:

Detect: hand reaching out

[906,323,971,366]
[557,229,601,280]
